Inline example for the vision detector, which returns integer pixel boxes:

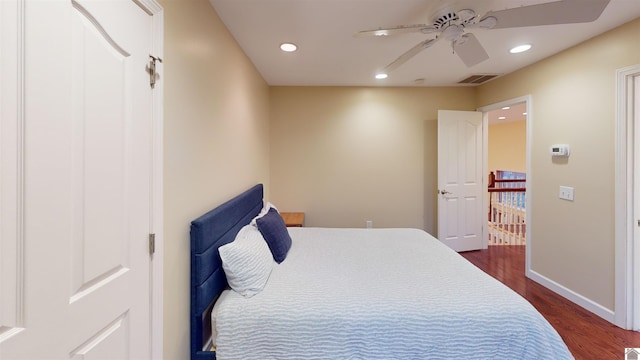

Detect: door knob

[438,189,452,195]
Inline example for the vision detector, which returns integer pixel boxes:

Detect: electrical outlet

[559,186,574,201]
[366,220,373,229]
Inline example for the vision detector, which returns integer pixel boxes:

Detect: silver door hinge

[149,233,156,255]
[148,55,162,89]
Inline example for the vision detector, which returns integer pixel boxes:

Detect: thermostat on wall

[550,144,570,157]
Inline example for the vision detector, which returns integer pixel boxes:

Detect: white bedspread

[213,228,573,359]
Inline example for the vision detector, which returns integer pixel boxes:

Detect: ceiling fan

[354,0,611,72]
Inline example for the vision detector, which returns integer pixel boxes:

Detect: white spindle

[488,189,526,246]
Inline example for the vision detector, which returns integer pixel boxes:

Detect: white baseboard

[527,269,615,323]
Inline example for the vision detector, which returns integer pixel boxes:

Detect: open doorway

[479,96,532,272]
[486,102,527,246]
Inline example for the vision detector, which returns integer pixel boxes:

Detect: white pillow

[250,202,278,226]
[219,225,274,297]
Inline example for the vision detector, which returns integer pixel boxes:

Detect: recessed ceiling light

[523,112,527,115]
[280,43,297,52]
[498,116,507,120]
[510,44,532,54]
[375,73,388,80]
[502,106,510,110]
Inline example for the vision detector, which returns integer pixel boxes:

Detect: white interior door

[437,110,484,252]
[0,0,158,358]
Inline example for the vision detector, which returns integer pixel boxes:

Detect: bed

[190,184,573,360]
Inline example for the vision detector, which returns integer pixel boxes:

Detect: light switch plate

[559,186,574,201]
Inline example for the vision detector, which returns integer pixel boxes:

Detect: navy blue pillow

[256,208,292,263]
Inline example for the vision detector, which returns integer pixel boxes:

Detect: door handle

[438,189,452,195]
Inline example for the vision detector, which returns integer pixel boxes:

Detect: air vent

[458,74,500,84]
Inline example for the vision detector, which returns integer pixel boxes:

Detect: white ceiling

[209,0,640,87]
[488,102,526,125]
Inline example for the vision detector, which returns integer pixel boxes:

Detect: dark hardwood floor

[460,246,640,360]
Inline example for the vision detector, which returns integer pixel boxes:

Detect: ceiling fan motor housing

[433,12,458,29]
[433,9,476,29]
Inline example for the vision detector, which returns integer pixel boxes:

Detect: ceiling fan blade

[383,38,438,72]
[453,33,489,67]
[354,24,437,38]
[465,16,498,30]
[483,0,610,29]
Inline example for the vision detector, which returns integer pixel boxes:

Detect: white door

[437,110,484,252]
[0,0,157,358]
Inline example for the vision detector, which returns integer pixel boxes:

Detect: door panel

[437,110,484,252]
[71,5,131,299]
[70,313,129,360]
[444,198,459,239]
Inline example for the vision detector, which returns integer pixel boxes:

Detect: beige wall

[489,121,527,174]
[159,0,270,358]
[269,87,476,233]
[478,18,640,311]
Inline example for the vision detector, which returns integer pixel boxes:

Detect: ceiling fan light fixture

[510,44,532,54]
[280,42,298,52]
[442,24,464,41]
[375,73,388,80]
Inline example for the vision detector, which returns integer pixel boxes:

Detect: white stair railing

[488,171,526,245]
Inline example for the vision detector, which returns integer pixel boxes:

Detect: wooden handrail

[488,171,526,189]
[488,187,526,193]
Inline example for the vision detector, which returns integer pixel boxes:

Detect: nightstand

[280,212,305,227]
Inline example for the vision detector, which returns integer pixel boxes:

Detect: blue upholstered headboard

[190,184,264,360]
